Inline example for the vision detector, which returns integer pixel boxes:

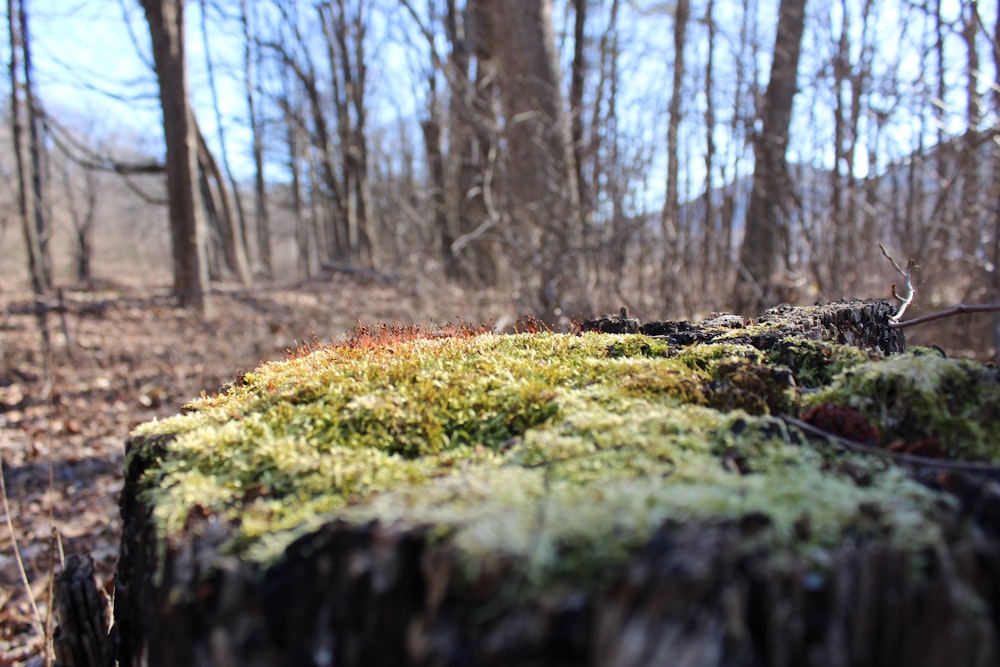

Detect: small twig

[888,303,1000,329]
[879,243,916,322]
[784,415,1000,479]
[0,456,45,639]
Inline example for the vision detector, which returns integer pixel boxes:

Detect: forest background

[2,0,1000,662]
[2,0,999,347]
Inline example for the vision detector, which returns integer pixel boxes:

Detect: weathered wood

[114,501,1000,666]
[54,554,114,667]
[584,299,904,355]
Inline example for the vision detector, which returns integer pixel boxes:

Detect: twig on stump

[879,243,916,323]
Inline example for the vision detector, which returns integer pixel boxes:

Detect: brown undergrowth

[0,275,516,665]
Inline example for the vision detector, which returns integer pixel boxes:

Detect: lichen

[130,331,969,587]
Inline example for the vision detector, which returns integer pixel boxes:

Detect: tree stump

[115,299,1000,666]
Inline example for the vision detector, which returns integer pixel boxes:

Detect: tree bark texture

[8,0,50,295]
[482,0,584,319]
[140,0,209,312]
[116,439,1000,667]
[735,0,807,315]
[54,554,115,667]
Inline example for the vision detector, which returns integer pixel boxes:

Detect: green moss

[766,338,871,388]
[708,358,798,415]
[131,332,969,588]
[806,347,1000,461]
[604,335,671,359]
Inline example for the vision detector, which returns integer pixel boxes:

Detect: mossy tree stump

[114,300,1000,666]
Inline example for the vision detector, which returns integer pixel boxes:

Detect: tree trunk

[241,0,273,279]
[61,160,98,283]
[8,0,50,296]
[569,0,588,220]
[482,0,583,320]
[661,0,689,314]
[140,0,209,312]
[734,0,807,314]
[196,122,251,285]
[436,0,500,286]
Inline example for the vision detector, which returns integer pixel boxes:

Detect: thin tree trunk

[241,0,273,279]
[569,0,588,219]
[198,0,251,286]
[140,0,209,312]
[701,0,717,297]
[196,122,248,285]
[9,0,50,295]
[661,0,689,314]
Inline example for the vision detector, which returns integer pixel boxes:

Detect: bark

[734,0,808,314]
[959,5,980,264]
[140,0,209,312]
[569,0,588,218]
[198,0,251,287]
[320,0,375,266]
[422,114,448,270]
[53,554,114,667]
[992,1,1000,364]
[701,0,718,297]
[8,0,50,295]
[482,0,583,319]
[436,0,500,286]
[661,0,689,313]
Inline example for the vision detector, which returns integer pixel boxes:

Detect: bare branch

[879,243,915,322]
[889,303,1000,329]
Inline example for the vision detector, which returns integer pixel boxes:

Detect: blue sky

[15,0,997,204]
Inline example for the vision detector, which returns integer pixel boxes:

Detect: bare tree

[198,0,251,285]
[139,0,209,311]
[445,0,500,285]
[240,0,273,279]
[661,0,690,313]
[734,0,808,314]
[60,158,98,283]
[8,0,50,295]
[569,0,588,219]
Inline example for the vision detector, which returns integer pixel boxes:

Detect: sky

[27,0,265,177]
[14,0,998,204]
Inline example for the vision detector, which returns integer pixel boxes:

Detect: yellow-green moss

[806,347,1000,460]
[131,332,964,585]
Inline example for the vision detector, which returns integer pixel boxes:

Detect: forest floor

[0,273,518,665]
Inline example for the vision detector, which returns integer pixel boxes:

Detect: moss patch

[131,331,966,585]
[806,347,1000,461]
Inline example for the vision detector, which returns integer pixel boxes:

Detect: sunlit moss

[130,331,968,585]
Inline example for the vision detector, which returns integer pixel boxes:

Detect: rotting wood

[53,553,115,667]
